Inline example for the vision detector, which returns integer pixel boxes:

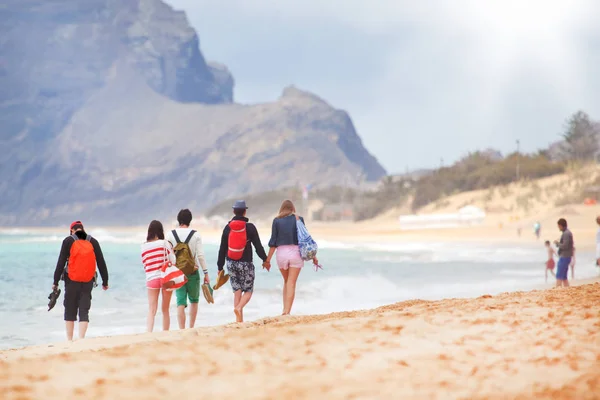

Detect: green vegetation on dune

[411,152,565,211]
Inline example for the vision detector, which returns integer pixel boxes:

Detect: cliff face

[0,0,386,225]
[0,0,232,141]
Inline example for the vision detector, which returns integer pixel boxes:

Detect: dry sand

[2,282,599,400]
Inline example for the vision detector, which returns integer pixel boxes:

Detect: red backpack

[227,220,247,260]
[68,234,97,282]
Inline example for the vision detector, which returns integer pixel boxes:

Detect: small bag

[160,244,187,290]
[161,263,187,291]
[296,218,318,261]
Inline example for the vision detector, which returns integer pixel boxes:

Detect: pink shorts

[276,245,304,270]
[146,278,162,289]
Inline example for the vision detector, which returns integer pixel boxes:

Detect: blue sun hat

[232,200,248,209]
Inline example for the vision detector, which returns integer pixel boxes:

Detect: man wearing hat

[52,221,109,341]
[217,200,269,322]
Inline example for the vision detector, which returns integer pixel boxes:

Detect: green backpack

[171,230,197,276]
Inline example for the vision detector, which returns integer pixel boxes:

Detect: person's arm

[266,219,278,268]
[249,224,268,261]
[217,226,229,272]
[267,219,278,248]
[556,232,568,251]
[53,237,73,286]
[92,238,109,288]
[194,233,209,282]
[266,247,276,266]
[165,240,176,265]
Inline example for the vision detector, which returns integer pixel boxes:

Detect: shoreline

[2,277,599,356]
[0,276,600,361]
[1,281,599,399]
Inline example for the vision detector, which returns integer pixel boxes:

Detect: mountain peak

[280,85,327,105]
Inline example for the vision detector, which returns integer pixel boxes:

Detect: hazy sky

[167,0,600,174]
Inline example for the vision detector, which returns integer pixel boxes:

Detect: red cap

[70,220,83,230]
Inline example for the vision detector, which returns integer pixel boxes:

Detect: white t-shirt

[166,228,208,273]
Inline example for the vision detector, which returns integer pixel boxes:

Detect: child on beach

[544,240,556,283]
[570,247,576,280]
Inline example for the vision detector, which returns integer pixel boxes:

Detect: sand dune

[2,283,599,400]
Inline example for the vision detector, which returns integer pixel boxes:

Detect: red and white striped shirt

[141,240,176,282]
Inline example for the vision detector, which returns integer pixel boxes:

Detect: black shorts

[64,278,94,322]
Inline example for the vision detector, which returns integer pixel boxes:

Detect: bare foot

[234,308,243,323]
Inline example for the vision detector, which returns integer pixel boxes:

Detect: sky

[167,0,600,174]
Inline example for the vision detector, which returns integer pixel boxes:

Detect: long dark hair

[146,220,165,241]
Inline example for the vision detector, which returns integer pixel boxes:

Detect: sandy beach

[2,281,599,400]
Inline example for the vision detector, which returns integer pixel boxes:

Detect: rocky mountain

[0,0,386,225]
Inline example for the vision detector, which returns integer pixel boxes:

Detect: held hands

[262,260,271,271]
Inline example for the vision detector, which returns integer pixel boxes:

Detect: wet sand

[2,282,599,400]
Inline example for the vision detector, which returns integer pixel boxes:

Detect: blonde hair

[276,199,296,219]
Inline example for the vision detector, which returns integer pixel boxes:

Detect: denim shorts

[556,257,571,280]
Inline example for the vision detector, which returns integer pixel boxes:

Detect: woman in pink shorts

[265,200,319,315]
[141,220,176,332]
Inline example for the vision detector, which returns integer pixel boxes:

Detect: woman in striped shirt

[141,220,176,332]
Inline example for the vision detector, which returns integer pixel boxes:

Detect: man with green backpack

[167,209,209,329]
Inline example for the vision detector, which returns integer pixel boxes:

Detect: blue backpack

[296,219,318,261]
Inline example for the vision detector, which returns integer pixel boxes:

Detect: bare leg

[189,303,198,328]
[235,292,253,322]
[177,306,186,329]
[161,290,173,331]
[279,268,289,314]
[65,321,75,341]
[571,265,574,280]
[564,279,570,287]
[147,289,160,333]
[79,322,89,339]
[545,269,548,283]
[233,290,242,322]
[283,267,302,315]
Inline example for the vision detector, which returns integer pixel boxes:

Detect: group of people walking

[52,199,319,340]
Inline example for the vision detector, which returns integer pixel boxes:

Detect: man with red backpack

[217,200,269,322]
[52,221,109,341]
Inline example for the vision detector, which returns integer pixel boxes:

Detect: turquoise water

[1,229,598,350]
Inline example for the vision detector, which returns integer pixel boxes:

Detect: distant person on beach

[534,221,541,240]
[265,200,319,315]
[167,209,209,329]
[52,221,109,341]
[216,200,269,323]
[141,220,177,332]
[553,218,574,288]
[570,247,576,280]
[544,240,556,283]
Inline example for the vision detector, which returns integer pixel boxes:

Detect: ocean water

[1,229,599,350]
